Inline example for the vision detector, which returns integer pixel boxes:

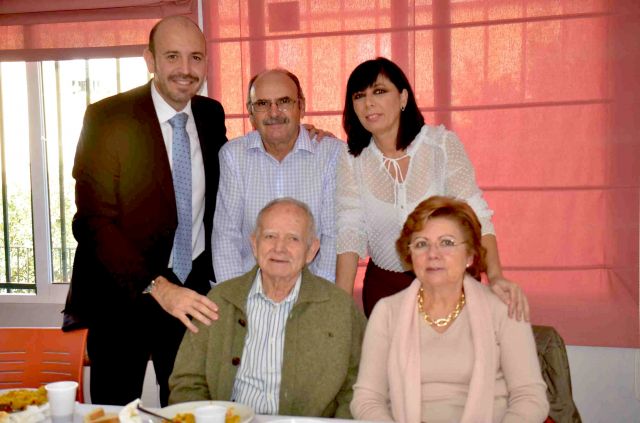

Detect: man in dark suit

[63,15,225,406]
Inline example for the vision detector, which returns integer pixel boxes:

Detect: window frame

[0,1,204,304]
[0,62,67,304]
[1,56,154,303]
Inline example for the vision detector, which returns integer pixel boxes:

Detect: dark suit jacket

[63,82,226,327]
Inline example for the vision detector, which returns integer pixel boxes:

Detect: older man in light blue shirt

[212,69,343,283]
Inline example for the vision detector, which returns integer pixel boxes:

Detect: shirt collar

[249,269,302,305]
[246,125,316,156]
[150,80,193,124]
[368,128,421,159]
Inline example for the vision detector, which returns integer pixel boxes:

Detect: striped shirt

[212,126,343,283]
[231,271,301,414]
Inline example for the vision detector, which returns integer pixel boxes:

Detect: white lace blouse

[336,124,495,273]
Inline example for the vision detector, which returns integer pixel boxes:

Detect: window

[0,0,193,303]
[0,62,34,293]
[0,58,149,299]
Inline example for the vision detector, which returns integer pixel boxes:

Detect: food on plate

[225,408,240,423]
[171,413,194,423]
[84,407,119,423]
[170,408,239,423]
[0,387,47,412]
[84,407,105,422]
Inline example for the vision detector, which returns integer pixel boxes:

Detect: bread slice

[91,413,120,423]
[84,408,119,423]
[84,408,105,422]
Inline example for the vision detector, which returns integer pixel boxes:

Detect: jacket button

[232,357,241,366]
[238,318,246,327]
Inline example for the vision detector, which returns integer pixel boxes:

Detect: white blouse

[336,124,495,272]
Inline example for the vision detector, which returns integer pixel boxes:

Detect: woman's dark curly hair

[342,57,424,157]
[396,196,487,280]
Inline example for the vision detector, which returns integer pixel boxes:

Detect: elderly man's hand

[150,276,219,333]
[303,123,336,140]
[489,276,530,322]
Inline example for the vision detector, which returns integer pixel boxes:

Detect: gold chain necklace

[417,288,465,327]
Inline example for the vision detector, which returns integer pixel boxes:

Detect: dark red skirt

[362,260,415,317]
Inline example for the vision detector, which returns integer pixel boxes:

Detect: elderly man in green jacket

[169,197,366,418]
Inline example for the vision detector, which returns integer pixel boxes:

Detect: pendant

[432,318,450,327]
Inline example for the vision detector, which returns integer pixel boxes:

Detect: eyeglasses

[408,238,467,254]
[250,97,297,113]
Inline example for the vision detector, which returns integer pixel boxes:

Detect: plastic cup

[44,381,78,417]
[194,405,226,423]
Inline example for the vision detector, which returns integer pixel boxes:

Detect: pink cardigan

[351,276,549,422]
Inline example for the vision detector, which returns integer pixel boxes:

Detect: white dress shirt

[231,271,302,414]
[212,127,343,282]
[150,82,205,265]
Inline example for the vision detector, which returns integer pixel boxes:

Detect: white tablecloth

[253,416,373,422]
[73,403,377,423]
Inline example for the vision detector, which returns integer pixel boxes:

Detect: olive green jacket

[532,325,582,423]
[169,266,366,418]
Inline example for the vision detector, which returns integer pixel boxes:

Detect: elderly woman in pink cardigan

[351,196,549,423]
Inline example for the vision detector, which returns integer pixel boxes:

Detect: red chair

[0,327,88,402]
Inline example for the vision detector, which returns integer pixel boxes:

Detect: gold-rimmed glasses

[249,96,297,113]
[408,237,467,254]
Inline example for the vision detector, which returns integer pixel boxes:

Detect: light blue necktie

[169,113,192,283]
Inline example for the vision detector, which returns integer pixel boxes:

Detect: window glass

[0,62,35,293]
[0,57,150,293]
[42,57,149,284]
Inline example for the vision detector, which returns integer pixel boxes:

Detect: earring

[401,105,406,112]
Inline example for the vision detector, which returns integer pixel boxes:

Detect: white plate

[160,401,254,423]
[0,388,49,421]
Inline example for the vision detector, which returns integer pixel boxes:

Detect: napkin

[6,403,50,423]
[119,399,143,423]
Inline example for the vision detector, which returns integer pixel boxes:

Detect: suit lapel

[191,96,212,166]
[134,82,176,211]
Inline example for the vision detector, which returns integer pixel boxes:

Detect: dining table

[70,403,378,423]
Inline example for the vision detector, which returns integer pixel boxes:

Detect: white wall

[567,346,640,422]
[81,362,161,408]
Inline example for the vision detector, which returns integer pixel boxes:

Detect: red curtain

[0,0,197,61]
[204,0,640,347]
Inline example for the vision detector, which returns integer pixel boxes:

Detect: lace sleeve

[443,130,496,235]
[336,147,368,258]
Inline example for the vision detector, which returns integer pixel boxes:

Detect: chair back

[0,327,88,402]
[532,325,582,423]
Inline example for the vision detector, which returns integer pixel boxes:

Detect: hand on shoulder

[150,276,219,332]
[489,276,530,322]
